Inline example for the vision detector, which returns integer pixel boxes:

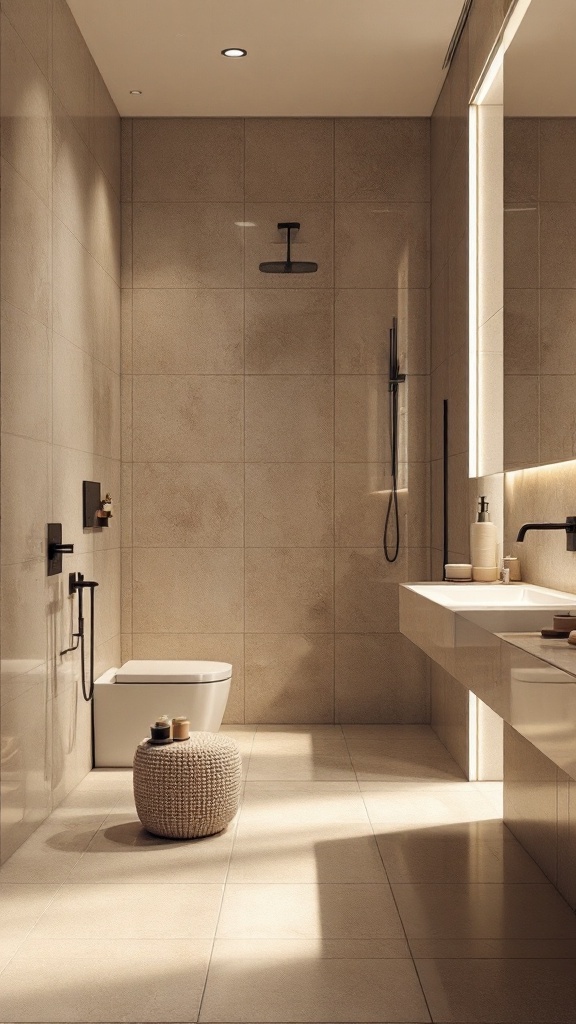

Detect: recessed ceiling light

[221,48,247,58]
[129,89,142,95]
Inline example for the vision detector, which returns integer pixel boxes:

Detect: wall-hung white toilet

[93,660,232,767]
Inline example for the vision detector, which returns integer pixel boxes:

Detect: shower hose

[383,381,401,562]
[383,317,405,563]
[60,573,98,701]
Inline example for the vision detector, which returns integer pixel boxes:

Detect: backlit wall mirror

[503,0,576,470]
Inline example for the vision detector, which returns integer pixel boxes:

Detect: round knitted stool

[133,732,242,839]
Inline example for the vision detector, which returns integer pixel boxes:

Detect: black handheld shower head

[259,222,318,274]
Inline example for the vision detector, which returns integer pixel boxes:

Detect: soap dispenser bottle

[470,496,498,582]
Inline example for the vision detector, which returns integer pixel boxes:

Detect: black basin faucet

[516,517,576,550]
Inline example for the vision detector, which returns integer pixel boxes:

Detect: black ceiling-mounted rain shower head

[259,221,318,274]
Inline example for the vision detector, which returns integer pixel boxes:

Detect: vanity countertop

[497,631,576,679]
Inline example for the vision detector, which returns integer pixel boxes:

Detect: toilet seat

[115,660,232,684]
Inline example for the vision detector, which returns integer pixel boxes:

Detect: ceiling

[67,0,464,117]
[505,0,576,115]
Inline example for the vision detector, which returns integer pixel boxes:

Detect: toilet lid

[115,660,232,683]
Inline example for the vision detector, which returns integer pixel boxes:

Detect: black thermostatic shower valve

[47,523,74,576]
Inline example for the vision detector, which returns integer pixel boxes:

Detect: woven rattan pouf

[133,732,242,839]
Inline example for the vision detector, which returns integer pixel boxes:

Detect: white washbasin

[405,583,576,611]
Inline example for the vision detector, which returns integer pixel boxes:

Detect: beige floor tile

[30,883,223,939]
[392,883,576,940]
[343,725,466,781]
[375,824,548,884]
[239,781,369,825]
[66,813,235,884]
[474,782,504,815]
[71,769,133,789]
[246,752,355,781]
[217,882,403,939]
[228,821,387,883]
[200,943,429,1022]
[0,938,212,1023]
[415,956,576,1023]
[0,884,60,962]
[410,938,576,958]
[247,726,354,781]
[359,782,500,828]
[0,819,101,883]
[220,726,257,761]
[211,937,411,960]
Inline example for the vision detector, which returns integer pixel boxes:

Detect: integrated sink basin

[405,583,576,609]
[403,583,576,632]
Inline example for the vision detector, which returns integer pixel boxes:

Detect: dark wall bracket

[83,480,112,528]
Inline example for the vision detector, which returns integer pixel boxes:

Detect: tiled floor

[2,724,576,1023]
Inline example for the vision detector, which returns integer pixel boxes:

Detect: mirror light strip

[469,103,478,478]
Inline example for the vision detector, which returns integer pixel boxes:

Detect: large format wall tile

[132,202,243,288]
[335,288,429,375]
[0,681,52,860]
[540,290,576,376]
[1,3,122,861]
[335,548,401,633]
[245,119,334,202]
[0,434,51,566]
[245,633,334,722]
[52,98,95,254]
[133,118,244,201]
[132,462,244,547]
[1,158,51,326]
[132,548,244,633]
[52,333,94,453]
[335,203,430,289]
[335,633,429,723]
[1,12,52,205]
[335,462,390,547]
[245,548,334,633]
[1,0,52,80]
[93,361,121,460]
[133,288,243,374]
[335,376,389,462]
[53,218,120,366]
[245,463,333,547]
[1,302,51,442]
[132,375,244,462]
[245,375,333,462]
[335,118,430,202]
[93,73,121,196]
[1,559,47,707]
[245,289,334,374]
[540,203,576,289]
[540,119,576,202]
[52,0,94,146]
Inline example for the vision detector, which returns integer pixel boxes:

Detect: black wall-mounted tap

[516,517,576,550]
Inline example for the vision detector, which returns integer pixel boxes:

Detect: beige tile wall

[0,1,121,861]
[121,116,431,724]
